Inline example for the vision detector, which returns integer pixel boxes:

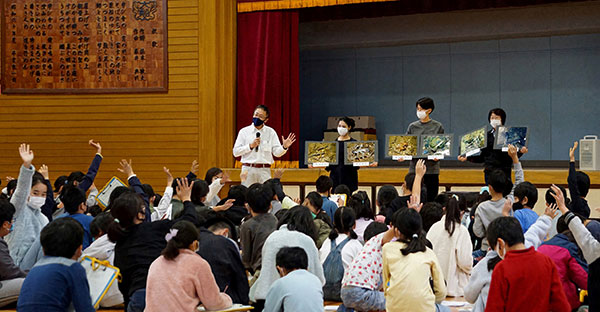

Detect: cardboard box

[327,116,376,130]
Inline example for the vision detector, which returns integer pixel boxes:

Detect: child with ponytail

[382,208,448,312]
[426,194,473,297]
[145,220,232,312]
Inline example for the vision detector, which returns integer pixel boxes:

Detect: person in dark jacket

[0,199,27,308]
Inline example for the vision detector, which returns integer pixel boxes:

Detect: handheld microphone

[255,132,261,152]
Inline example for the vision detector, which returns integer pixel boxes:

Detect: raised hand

[507,144,519,163]
[89,139,102,154]
[163,167,174,186]
[273,168,284,180]
[5,176,15,183]
[117,159,134,177]
[19,144,34,168]
[214,199,235,212]
[176,177,194,202]
[502,198,513,217]
[190,160,199,175]
[569,141,578,162]
[240,170,249,183]
[38,164,49,180]
[415,159,426,177]
[282,133,297,149]
[544,204,559,219]
[407,194,423,212]
[520,146,528,154]
[458,155,467,162]
[549,184,569,214]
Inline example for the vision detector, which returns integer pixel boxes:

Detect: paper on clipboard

[96,176,127,209]
[197,304,254,312]
[79,256,120,309]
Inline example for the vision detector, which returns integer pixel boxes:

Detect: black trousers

[423,174,440,203]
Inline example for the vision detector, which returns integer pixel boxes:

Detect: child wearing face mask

[401,97,445,202]
[458,108,528,184]
[145,220,232,312]
[485,216,570,311]
[5,144,49,270]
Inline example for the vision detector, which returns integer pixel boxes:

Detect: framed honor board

[344,141,378,166]
[1,0,168,94]
[305,141,338,167]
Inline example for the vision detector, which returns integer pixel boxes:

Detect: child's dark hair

[162,220,199,261]
[392,209,428,256]
[141,184,155,201]
[277,205,317,242]
[191,179,209,206]
[263,179,280,201]
[305,191,323,212]
[338,116,355,130]
[204,167,223,185]
[265,178,285,201]
[61,186,87,214]
[420,202,443,233]
[276,247,308,271]
[416,97,434,112]
[575,171,590,197]
[90,212,114,238]
[316,175,333,194]
[0,199,16,224]
[364,221,388,242]
[487,169,513,197]
[87,205,103,217]
[377,185,398,211]
[434,193,449,207]
[333,184,353,206]
[488,108,506,125]
[350,191,374,220]
[514,182,538,208]
[207,221,233,238]
[41,217,84,259]
[246,183,273,214]
[107,192,145,242]
[329,207,357,240]
[54,175,68,193]
[486,216,524,271]
[556,213,585,234]
[545,185,570,206]
[107,186,133,210]
[6,180,17,197]
[152,194,162,207]
[445,195,466,236]
[228,185,247,206]
[256,104,270,118]
[404,173,417,192]
[32,172,47,189]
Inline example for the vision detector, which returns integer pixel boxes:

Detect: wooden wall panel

[0,0,237,191]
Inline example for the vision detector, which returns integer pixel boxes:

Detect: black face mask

[512,202,524,211]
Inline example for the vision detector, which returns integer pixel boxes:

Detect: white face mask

[490,119,502,129]
[28,196,46,209]
[337,127,348,136]
[416,110,427,120]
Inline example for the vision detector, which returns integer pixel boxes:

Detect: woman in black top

[108,175,198,312]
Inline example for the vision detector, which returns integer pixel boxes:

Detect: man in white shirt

[233,105,296,186]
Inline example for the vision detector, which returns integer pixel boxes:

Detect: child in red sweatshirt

[485,216,570,312]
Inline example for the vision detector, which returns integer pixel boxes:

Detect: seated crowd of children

[0,139,599,312]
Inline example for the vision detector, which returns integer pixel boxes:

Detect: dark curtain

[236,11,300,164]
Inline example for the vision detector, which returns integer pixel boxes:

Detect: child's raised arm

[10,144,36,213]
[77,140,103,193]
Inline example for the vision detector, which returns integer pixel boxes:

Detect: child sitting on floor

[485,216,570,311]
[513,181,539,232]
[17,217,95,312]
[0,199,26,308]
[146,220,232,312]
[264,247,323,312]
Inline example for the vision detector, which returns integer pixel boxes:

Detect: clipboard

[96,176,127,209]
[79,256,121,310]
[197,304,254,312]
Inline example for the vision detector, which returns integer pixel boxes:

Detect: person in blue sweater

[17,217,95,312]
[513,181,539,233]
[316,175,338,220]
[60,187,94,250]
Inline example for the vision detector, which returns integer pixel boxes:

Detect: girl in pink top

[146,221,232,311]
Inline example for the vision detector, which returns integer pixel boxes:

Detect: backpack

[322,236,351,301]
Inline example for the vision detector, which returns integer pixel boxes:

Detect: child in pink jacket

[146,221,232,311]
